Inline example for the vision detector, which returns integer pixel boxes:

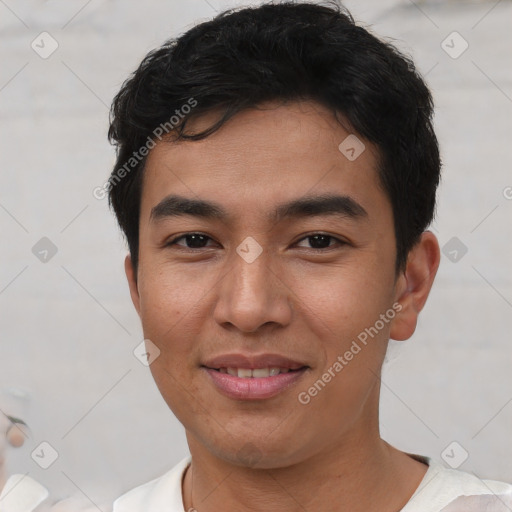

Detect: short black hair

[107,1,441,274]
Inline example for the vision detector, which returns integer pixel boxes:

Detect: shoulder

[403,455,512,512]
[429,459,512,494]
[113,456,191,512]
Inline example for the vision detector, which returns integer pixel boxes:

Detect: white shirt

[113,454,512,512]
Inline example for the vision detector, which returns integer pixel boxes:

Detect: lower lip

[203,368,307,400]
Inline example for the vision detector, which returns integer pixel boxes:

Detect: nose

[212,244,293,334]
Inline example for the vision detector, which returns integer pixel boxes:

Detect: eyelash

[165,232,347,251]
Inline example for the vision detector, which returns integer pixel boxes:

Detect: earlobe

[390,231,440,341]
[124,254,141,316]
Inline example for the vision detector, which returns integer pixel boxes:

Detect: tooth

[224,367,291,378]
[252,368,270,378]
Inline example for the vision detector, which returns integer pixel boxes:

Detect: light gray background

[0,0,511,507]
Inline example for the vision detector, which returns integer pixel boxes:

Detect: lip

[201,353,309,401]
[203,367,308,400]
[202,353,307,370]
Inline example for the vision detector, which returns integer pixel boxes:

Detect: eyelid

[294,232,348,248]
[165,232,348,250]
[164,232,217,249]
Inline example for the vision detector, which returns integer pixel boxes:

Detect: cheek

[294,262,393,341]
[139,269,203,415]
[137,263,205,339]
[294,266,393,397]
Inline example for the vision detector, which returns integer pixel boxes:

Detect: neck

[181,415,427,512]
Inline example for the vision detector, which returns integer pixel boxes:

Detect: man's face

[127,101,405,468]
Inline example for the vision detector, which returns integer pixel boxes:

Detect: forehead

[140,101,388,226]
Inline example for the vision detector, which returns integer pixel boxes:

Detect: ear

[390,231,440,341]
[125,254,141,316]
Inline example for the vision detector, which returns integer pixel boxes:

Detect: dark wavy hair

[107,1,441,274]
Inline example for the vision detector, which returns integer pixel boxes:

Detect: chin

[201,433,310,470]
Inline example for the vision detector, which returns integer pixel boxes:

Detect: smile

[203,366,308,400]
[214,367,294,378]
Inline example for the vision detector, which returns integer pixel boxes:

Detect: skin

[125,100,441,512]
[0,415,28,491]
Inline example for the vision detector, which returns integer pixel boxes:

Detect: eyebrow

[150,193,368,225]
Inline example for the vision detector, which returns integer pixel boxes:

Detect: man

[0,1,510,511]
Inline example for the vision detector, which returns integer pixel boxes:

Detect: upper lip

[202,353,308,370]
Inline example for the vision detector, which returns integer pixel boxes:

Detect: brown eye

[167,233,215,249]
[296,234,345,250]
